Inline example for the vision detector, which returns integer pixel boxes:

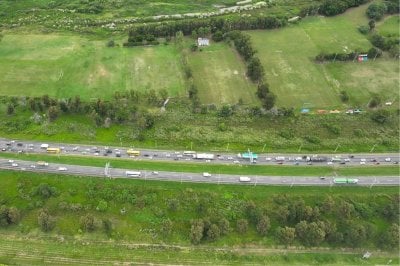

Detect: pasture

[0,35,185,99]
[248,5,399,109]
[377,15,400,37]
[188,42,258,104]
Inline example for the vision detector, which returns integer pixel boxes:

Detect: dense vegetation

[0,171,398,251]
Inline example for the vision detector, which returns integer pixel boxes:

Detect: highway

[0,158,398,186]
[0,138,399,167]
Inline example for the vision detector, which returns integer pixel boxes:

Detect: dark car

[116,153,121,157]
[17,143,23,147]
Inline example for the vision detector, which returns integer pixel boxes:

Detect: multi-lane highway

[0,158,398,186]
[0,138,399,167]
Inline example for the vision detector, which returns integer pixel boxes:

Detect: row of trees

[128,15,287,40]
[315,48,381,62]
[367,0,399,21]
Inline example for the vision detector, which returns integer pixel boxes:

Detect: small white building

[197,38,210,46]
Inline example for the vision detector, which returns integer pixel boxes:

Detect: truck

[239,176,251,182]
[40,144,49,149]
[333,178,359,184]
[202,172,212,177]
[37,161,49,167]
[125,171,141,177]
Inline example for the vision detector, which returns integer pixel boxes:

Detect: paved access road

[0,159,398,186]
[0,138,399,167]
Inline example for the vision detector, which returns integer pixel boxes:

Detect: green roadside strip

[0,152,398,177]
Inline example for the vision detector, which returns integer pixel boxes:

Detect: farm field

[248,5,399,109]
[0,35,185,100]
[188,42,258,104]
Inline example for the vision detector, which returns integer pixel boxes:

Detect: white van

[203,172,211,177]
[239,176,251,182]
[125,171,141,177]
[40,144,49,149]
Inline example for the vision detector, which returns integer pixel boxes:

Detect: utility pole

[262,144,266,153]
[334,144,340,153]
[370,144,377,153]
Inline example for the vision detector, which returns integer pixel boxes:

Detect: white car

[344,158,350,162]
[360,161,366,165]
[385,158,391,162]
[265,157,272,161]
[203,172,212,177]
[72,146,79,151]
[30,165,36,169]
[360,158,366,162]
[152,171,159,175]
[239,176,251,182]
[233,160,240,164]
[11,163,18,167]
[8,160,14,163]
[327,162,333,165]
[205,160,211,163]
[58,167,68,171]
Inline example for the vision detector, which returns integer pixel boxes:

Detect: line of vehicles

[3,159,364,185]
[1,141,397,166]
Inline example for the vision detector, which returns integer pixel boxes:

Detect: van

[40,144,49,149]
[203,172,211,177]
[239,176,251,182]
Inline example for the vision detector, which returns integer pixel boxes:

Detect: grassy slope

[248,4,399,109]
[0,152,398,177]
[0,35,185,99]
[0,170,398,264]
[377,15,400,37]
[188,42,258,104]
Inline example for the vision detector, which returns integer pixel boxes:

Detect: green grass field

[0,35,185,99]
[188,42,258,104]
[377,15,400,37]
[248,5,399,109]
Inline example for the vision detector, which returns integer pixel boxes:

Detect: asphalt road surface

[0,138,399,167]
[1,159,398,186]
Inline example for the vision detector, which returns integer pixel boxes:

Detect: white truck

[239,176,251,182]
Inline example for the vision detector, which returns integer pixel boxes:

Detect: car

[227,157,233,160]
[360,158,366,162]
[116,153,121,158]
[319,176,326,180]
[344,158,350,162]
[239,176,251,182]
[177,154,183,158]
[307,162,313,165]
[153,154,158,157]
[94,152,100,156]
[203,172,212,177]
[58,167,67,171]
[72,146,79,151]
[393,161,399,164]
[360,161,366,165]
[340,162,346,165]
[60,146,65,150]
[143,154,149,157]
[385,158,391,162]
[233,160,240,164]
[165,153,171,157]
[17,143,23,147]
[327,162,333,165]
[11,163,18,167]
[20,167,26,171]
[185,158,191,161]
[152,171,159,175]
[277,161,283,165]
[30,165,36,168]
[265,157,272,161]
[205,159,211,163]
[370,158,377,162]
[174,158,179,161]
[1,148,6,151]
[8,160,14,163]
[294,162,299,165]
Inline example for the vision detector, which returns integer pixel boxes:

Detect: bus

[333,178,359,184]
[46,147,60,154]
[127,149,140,156]
[125,171,141,177]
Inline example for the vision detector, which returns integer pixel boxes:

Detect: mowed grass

[247,5,399,109]
[0,35,185,99]
[377,15,400,37]
[188,42,258,104]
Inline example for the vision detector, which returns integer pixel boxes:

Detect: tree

[218,105,233,117]
[367,47,382,59]
[368,20,376,31]
[368,95,381,108]
[96,200,108,212]
[6,104,14,115]
[7,207,20,225]
[212,31,224,42]
[218,218,230,236]
[207,224,221,241]
[80,214,95,232]
[262,92,276,110]
[32,183,57,199]
[296,221,326,246]
[370,34,385,49]
[47,106,59,122]
[366,3,387,20]
[161,218,173,236]
[379,223,399,250]
[339,90,349,102]
[247,57,264,82]
[256,215,271,236]
[343,222,367,247]
[276,226,296,245]
[102,219,112,236]
[42,94,50,108]
[106,40,115,47]
[371,109,391,124]
[167,198,180,212]
[190,219,204,244]
[38,209,55,232]
[256,83,269,99]
[337,201,356,220]
[236,219,248,234]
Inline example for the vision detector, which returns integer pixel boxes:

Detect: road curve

[1,159,398,186]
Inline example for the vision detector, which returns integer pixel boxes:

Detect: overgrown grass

[377,15,400,38]
[0,152,398,177]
